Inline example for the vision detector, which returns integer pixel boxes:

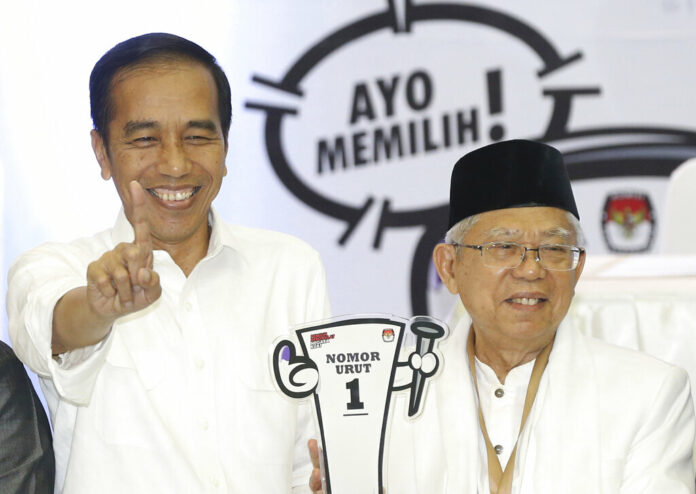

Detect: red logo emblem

[602,192,655,253]
[310,332,335,343]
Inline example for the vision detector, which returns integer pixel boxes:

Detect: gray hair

[444,214,480,244]
[566,212,586,247]
[444,210,586,247]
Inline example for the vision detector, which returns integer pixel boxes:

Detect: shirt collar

[111,208,135,244]
[475,355,535,390]
[206,207,227,257]
[110,206,233,258]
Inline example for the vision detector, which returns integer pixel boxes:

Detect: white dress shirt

[474,357,534,469]
[385,320,695,493]
[7,209,331,494]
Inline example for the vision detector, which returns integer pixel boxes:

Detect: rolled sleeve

[7,244,113,406]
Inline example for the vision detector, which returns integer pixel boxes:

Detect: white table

[571,255,696,392]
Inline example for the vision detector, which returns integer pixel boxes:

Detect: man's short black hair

[89,32,231,144]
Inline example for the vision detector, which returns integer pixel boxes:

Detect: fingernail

[124,301,133,309]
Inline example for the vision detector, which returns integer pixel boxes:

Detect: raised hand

[86,181,161,318]
[52,181,162,354]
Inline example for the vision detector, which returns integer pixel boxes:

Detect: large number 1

[345,378,365,410]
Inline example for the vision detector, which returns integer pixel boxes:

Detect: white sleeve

[291,399,316,493]
[620,366,696,494]
[7,243,114,406]
[305,249,332,323]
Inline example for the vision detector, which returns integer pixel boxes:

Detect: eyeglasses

[451,241,585,271]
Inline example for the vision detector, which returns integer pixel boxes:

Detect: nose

[157,139,191,177]
[521,247,541,264]
[513,247,545,279]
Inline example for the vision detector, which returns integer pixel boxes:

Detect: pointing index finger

[129,180,151,248]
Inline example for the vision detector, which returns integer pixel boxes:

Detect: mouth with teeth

[147,186,201,203]
[507,297,547,306]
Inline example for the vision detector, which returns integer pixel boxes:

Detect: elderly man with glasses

[418,140,694,494]
[373,140,695,493]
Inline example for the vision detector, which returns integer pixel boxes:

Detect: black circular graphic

[247,2,696,314]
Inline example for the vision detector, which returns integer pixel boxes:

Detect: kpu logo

[602,193,656,253]
[246,0,696,314]
[310,331,336,349]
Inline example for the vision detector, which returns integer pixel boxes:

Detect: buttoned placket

[156,250,227,492]
[475,358,534,470]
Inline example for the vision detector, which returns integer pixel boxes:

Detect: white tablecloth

[571,255,696,393]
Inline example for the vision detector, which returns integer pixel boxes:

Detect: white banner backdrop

[2,0,696,341]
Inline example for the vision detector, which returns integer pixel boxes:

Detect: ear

[222,141,229,177]
[571,249,586,288]
[91,130,112,180]
[433,243,460,294]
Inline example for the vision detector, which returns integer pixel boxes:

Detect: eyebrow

[542,227,571,241]
[187,120,218,133]
[485,227,520,238]
[122,120,218,137]
[123,120,159,136]
[484,226,572,241]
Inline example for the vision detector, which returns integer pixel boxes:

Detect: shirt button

[494,388,504,398]
[211,477,220,488]
[184,302,193,311]
[200,418,209,431]
[195,359,205,369]
[494,444,504,455]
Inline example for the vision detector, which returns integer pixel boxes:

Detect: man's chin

[149,221,209,247]
[501,320,557,342]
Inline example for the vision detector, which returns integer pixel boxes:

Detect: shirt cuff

[19,277,112,406]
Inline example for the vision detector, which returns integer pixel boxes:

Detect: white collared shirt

[475,357,534,469]
[8,208,330,493]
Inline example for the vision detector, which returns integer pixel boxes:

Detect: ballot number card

[271,314,447,494]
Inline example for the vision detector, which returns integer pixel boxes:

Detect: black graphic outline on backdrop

[246,0,696,314]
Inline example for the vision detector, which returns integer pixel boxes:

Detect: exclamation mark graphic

[486,69,505,141]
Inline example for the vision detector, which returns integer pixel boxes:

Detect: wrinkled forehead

[484,225,573,242]
[467,207,575,242]
[108,57,213,102]
[113,54,198,79]
[108,58,213,99]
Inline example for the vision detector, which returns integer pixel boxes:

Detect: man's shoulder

[582,332,688,390]
[0,341,27,386]
[0,340,17,367]
[218,220,321,260]
[14,228,114,263]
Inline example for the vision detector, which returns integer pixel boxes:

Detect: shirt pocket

[95,339,172,449]
[234,342,298,466]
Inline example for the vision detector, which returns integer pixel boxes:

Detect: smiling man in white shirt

[8,33,329,493]
[404,139,695,493]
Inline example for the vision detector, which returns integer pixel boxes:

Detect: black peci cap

[447,139,579,229]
